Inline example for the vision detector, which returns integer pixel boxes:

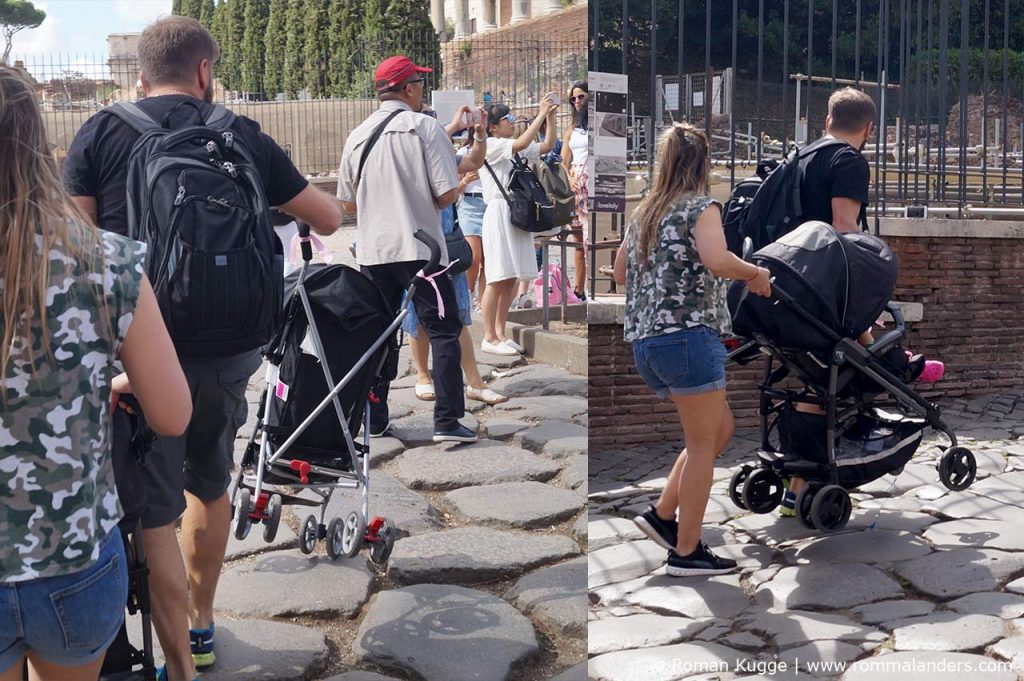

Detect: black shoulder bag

[484,152,555,233]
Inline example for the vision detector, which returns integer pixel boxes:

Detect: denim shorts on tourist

[632,326,728,399]
[0,530,128,672]
[457,194,485,237]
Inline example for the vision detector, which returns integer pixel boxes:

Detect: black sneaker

[632,505,678,551]
[369,421,392,438]
[432,422,478,443]
[666,542,738,577]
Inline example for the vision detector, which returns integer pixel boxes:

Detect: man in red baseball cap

[374,55,433,95]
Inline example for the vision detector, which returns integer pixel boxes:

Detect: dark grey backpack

[105,101,282,356]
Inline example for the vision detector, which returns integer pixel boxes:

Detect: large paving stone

[588,642,742,681]
[224,518,297,561]
[573,514,587,545]
[922,518,1024,551]
[894,548,1024,598]
[487,365,587,397]
[743,610,887,648]
[947,592,1024,618]
[788,530,933,564]
[215,552,373,618]
[513,421,588,457]
[991,636,1024,667]
[549,662,588,681]
[504,556,586,636]
[366,436,405,466]
[777,640,865,673]
[851,599,936,625]
[442,481,584,529]
[126,616,328,681]
[492,395,587,422]
[891,612,1005,651]
[392,440,559,491]
[389,412,479,447]
[588,541,665,589]
[755,563,903,610]
[922,490,1024,522]
[856,463,943,495]
[843,651,1016,681]
[325,472,442,536]
[588,614,714,655]
[388,527,579,584]
[847,509,940,534]
[589,517,645,551]
[595,573,751,620]
[726,514,820,547]
[483,418,531,439]
[559,454,587,492]
[324,674,402,681]
[353,584,538,681]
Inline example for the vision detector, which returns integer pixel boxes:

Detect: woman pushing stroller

[613,123,772,577]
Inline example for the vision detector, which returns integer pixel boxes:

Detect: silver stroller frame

[230,226,441,563]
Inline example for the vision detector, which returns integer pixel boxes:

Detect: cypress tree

[383,0,440,88]
[198,0,215,28]
[327,0,363,97]
[301,0,329,97]
[363,0,391,75]
[172,0,184,15]
[263,0,288,98]
[240,0,269,97]
[282,0,305,98]
[179,0,202,19]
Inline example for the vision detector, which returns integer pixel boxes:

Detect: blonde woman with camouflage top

[613,123,772,577]
[0,66,191,681]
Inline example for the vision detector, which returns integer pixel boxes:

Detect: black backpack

[530,157,577,227]
[105,101,283,356]
[485,153,555,233]
[723,137,848,255]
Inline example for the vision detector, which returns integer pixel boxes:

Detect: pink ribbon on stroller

[415,260,460,319]
[289,233,335,266]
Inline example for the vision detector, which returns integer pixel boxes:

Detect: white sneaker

[481,339,519,356]
[519,295,534,309]
[502,339,525,354]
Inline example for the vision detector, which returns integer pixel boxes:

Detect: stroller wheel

[795,483,821,529]
[729,467,752,511]
[741,468,785,514]
[232,489,252,541]
[263,494,283,543]
[369,516,397,566]
[326,518,344,559]
[809,484,852,532]
[341,512,366,559]
[299,514,318,555]
[939,447,977,491]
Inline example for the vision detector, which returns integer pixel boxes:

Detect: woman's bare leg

[467,235,484,301]
[654,407,734,520]
[482,278,514,344]
[409,325,431,386]
[459,327,485,389]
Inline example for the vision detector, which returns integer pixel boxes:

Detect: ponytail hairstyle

[632,122,710,259]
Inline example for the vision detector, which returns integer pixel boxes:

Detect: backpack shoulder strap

[104,101,160,135]
[203,103,237,131]
[357,109,406,185]
[795,137,849,159]
[483,160,513,204]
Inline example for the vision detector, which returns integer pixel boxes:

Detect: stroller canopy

[729,221,897,351]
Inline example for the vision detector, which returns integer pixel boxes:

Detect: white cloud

[112,0,173,24]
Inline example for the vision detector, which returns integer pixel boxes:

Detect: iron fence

[14,30,585,176]
[591,0,1024,222]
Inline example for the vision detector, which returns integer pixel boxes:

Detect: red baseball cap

[375,55,433,92]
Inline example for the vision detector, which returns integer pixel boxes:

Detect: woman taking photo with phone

[561,80,589,301]
[613,123,771,577]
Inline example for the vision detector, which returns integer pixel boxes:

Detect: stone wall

[589,219,1024,450]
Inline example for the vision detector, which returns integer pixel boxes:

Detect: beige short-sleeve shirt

[337,100,459,266]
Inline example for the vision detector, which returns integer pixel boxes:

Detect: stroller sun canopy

[728,221,898,352]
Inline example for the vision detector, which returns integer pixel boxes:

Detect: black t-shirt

[799,140,870,228]
[63,95,308,237]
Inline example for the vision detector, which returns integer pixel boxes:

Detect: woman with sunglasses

[561,81,589,301]
[478,96,559,356]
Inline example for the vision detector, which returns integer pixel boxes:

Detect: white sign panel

[588,71,628,214]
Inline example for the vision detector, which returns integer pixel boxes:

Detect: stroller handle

[296,221,313,262]
[885,301,906,332]
[413,229,443,274]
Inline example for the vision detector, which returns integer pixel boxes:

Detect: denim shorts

[0,530,128,671]
[633,326,728,398]
[457,194,485,237]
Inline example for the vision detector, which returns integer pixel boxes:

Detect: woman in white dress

[478,95,559,356]
[561,80,589,300]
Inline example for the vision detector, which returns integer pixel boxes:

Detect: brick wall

[589,223,1024,450]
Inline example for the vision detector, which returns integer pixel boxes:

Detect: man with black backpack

[64,17,342,681]
[336,55,480,444]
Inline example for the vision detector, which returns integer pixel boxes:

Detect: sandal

[465,386,508,405]
[414,382,435,401]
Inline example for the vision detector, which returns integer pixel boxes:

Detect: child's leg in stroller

[654,408,734,522]
[181,491,231,632]
[672,390,733,555]
[142,524,196,681]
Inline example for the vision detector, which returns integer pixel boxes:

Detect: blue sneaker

[156,666,199,681]
[190,623,216,668]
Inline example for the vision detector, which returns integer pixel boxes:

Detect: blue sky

[10,1,173,75]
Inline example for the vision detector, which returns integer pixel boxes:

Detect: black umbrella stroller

[724,221,977,532]
[229,226,440,562]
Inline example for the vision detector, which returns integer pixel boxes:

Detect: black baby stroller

[100,397,157,681]
[229,225,440,561]
[724,221,977,533]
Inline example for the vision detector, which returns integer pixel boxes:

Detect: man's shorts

[632,326,728,399]
[141,350,262,530]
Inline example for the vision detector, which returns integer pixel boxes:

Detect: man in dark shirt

[64,17,341,681]
[799,86,876,233]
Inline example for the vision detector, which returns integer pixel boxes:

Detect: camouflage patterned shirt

[623,195,731,342]
[1,224,144,582]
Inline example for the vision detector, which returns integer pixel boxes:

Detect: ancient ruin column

[539,0,564,15]
[510,0,530,24]
[478,0,498,31]
[454,0,471,38]
[430,0,447,40]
